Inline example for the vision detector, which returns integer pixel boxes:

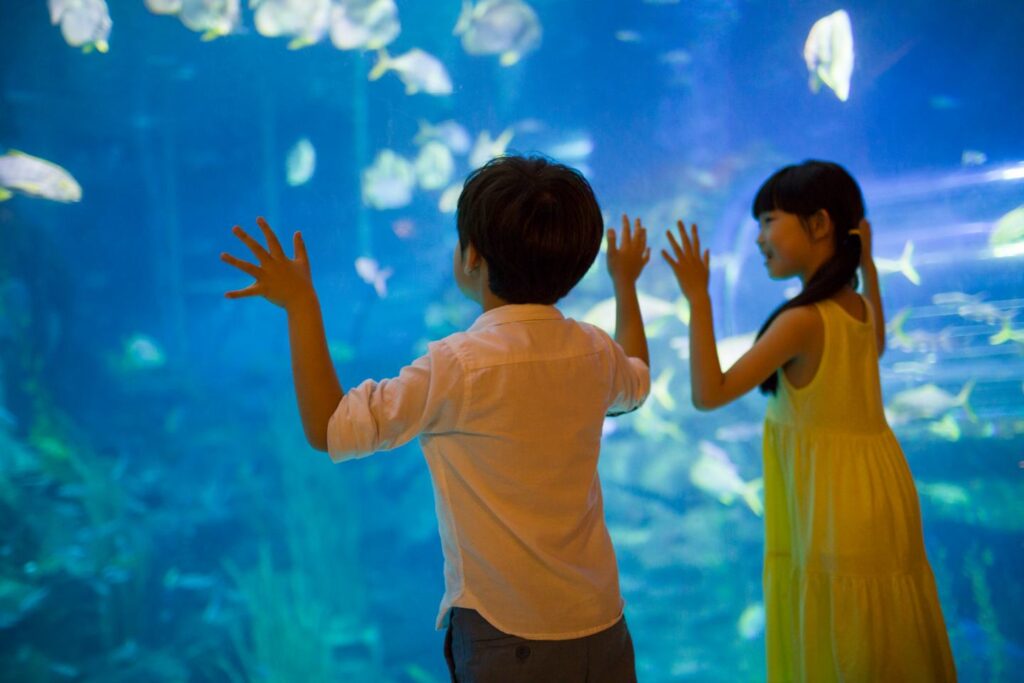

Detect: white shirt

[327,304,650,639]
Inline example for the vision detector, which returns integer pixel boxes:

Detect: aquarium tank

[1,1,1022,681]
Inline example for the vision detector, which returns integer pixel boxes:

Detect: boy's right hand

[221,217,316,310]
[606,214,651,287]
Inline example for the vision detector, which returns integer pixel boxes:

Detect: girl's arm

[857,219,886,357]
[664,221,816,410]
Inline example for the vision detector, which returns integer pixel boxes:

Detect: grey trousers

[443,608,637,683]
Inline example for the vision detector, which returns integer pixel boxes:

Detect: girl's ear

[809,209,833,242]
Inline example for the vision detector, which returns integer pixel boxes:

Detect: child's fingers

[690,223,701,253]
[703,249,710,269]
[660,248,679,269]
[622,214,633,243]
[232,225,271,263]
[676,220,693,254]
[257,217,285,258]
[224,283,261,299]
[666,229,684,259]
[606,227,618,252]
[220,252,261,279]
[642,247,651,265]
[293,231,308,263]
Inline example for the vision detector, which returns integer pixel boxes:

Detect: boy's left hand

[221,217,315,310]
[663,220,710,302]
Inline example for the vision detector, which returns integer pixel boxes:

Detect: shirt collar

[468,304,565,332]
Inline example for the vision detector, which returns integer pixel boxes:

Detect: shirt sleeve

[327,340,464,462]
[605,336,651,417]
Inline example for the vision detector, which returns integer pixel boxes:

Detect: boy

[221,156,651,681]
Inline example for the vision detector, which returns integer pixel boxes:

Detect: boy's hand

[221,217,315,310]
[606,214,651,287]
[663,220,710,302]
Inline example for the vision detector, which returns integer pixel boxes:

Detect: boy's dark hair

[752,160,865,395]
[456,155,603,305]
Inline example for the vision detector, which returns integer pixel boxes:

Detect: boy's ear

[463,242,483,274]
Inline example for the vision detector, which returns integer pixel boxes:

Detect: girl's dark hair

[752,160,865,395]
[456,155,603,305]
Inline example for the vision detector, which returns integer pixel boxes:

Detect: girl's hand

[857,218,873,266]
[221,217,315,310]
[606,214,651,287]
[663,220,710,302]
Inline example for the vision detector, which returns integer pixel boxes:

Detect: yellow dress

[762,298,957,682]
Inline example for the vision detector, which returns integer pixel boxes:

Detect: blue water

[2,1,1023,681]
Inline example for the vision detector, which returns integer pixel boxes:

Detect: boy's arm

[607,214,651,367]
[857,219,886,357]
[221,217,343,452]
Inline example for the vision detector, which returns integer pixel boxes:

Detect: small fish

[329,0,400,51]
[737,602,765,640]
[615,30,642,43]
[0,577,50,629]
[145,0,182,15]
[354,257,392,298]
[659,49,692,65]
[886,308,952,354]
[690,441,763,516]
[123,334,167,370]
[540,133,594,164]
[368,48,452,96]
[887,381,974,423]
[716,332,756,370]
[454,0,542,66]
[361,149,415,209]
[391,217,415,239]
[414,119,472,155]
[927,414,961,441]
[49,0,112,53]
[163,568,217,591]
[650,367,676,411]
[179,0,241,41]
[253,0,331,49]
[961,150,987,166]
[803,9,854,102]
[989,205,1024,258]
[874,241,920,285]
[916,481,970,507]
[632,405,686,443]
[468,128,514,169]
[0,151,81,203]
[414,141,455,191]
[285,137,316,186]
[989,317,1024,346]
[438,183,462,214]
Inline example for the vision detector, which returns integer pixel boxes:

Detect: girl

[662,160,956,681]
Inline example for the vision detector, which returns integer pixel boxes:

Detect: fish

[961,150,988,166]
[649,367,676,412]
[714,421,763,443]
[874,241,920,285]
[179,0,241,41]
[253,0,331,49]
[989,317,1024,346]
[615,30,642,43]
[368,48,452,96]
[414,142,455,191]
[886,380,975,424]
[329,0,400,51]
[689,441,763,516]
[631,405,686,443]
[581,292,689,337]
[122,334,167,370]
[737,603,765,640]
[916,481,970,508]
[360,149,415,209]
[163,568,217,591]
[145,0,182,15]
[438,183,463,214]
[927,414,961,441]
[285,137,316,186]
[803,9,854,102]
[453,0,542,67]
[989,205,1024,258]
[414,119,472,155]
[0,578,50,629]
[468,129,514,170]
[886,308,952,354]
[49,0,112,53]
[0,150,82,203]
[716,332,756,370]
[354,257,392,298]
[932,291,1006,326]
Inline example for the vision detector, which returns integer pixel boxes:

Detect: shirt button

[515,644,531,661]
